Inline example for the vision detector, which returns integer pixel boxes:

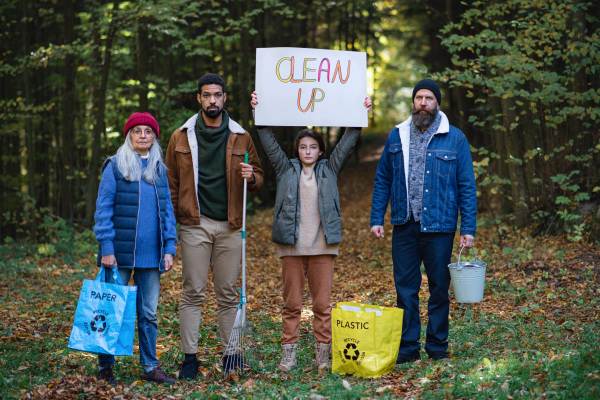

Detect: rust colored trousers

[281,255,334,344]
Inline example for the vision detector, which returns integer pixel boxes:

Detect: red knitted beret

[123,112,160,138]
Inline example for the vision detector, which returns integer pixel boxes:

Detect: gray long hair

[115,131,166,184]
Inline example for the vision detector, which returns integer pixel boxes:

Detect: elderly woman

[93,112,177,385]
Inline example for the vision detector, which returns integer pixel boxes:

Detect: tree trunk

[569,8,588,155]
[22,0,36,242]
[501,97,528,225]
[164,35,173,93]
[36,78,51,210]
[489,96,511,215]
[59,0,77,221]
[84,0,120,224]
[137,21,150,112]
[237,0,251,129]
[522,104,539,209]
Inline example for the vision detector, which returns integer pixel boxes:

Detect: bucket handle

[457,245,478,269]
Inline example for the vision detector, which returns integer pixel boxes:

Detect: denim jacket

[370,111,477,236]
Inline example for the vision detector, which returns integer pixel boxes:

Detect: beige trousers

[179,216,241,354]
[281,255,334,344]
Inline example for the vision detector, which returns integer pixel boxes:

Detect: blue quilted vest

[96,157,169,272]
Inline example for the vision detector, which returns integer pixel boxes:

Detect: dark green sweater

[195,111,229,221]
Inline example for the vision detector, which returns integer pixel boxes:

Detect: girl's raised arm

[251,91,291,177]
[328,96,372,175]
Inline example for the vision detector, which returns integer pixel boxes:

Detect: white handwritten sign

[254,47,368,127]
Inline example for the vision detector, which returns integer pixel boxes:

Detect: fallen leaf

[310,394,325,400]
[242,378,255,390]
[375,385,391,393]
[500,382,509,392]
[483,358,493,368]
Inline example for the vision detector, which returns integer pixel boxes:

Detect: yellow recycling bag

[332,302,403,378]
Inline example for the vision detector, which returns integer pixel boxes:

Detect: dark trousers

[392,216,455,355]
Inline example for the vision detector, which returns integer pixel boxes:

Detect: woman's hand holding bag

[101,254,118,268]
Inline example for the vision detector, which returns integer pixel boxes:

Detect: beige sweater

[277,165,339,258]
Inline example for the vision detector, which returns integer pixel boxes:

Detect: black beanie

[412,79,441,105]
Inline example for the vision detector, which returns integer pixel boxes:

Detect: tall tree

[22,0,36,241]
[136,21,150,112]
[84,0,121,224]
[59,0,78,220]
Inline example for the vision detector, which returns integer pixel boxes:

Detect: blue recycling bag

[68,267,137,356]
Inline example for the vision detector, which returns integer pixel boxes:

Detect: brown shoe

[96,366,117,386]
[141,365,176,384]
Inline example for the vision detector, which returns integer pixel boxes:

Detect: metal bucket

[448,246,487,303]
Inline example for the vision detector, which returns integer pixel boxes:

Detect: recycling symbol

[90,315,106,332]
[343,343,360,361]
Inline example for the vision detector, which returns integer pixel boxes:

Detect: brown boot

[315,343,331,370]
[277,343,298,372]
[96,366,117,386]
[141,365,176,384]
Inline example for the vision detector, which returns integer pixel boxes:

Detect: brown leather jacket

[165,113,264,228]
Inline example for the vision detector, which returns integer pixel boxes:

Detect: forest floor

[1,132,600,399]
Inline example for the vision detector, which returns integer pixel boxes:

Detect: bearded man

[369,79,477,364]
[166,73,264,378]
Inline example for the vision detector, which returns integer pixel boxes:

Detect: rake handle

[241,152,248,322]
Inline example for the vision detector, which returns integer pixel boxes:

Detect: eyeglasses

[132,128,154,137]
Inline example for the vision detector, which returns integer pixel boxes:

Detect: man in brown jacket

[166,73,263,379]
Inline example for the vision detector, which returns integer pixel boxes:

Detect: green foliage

[0,0,395,241]
[502,244,533,266]
[435,0,600,233]
[567,222,587,242]
[35,210,96,256]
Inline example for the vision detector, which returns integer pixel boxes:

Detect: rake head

[219,308,257,376]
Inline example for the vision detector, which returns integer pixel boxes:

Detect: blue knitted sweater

[94,159,177,269]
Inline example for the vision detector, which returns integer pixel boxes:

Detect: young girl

[250,92,372,371]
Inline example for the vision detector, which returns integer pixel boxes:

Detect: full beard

[412,106,438,128]
[203,105,223,119]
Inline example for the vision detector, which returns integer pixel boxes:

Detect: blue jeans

[98,267,160,368]
[392,216,455,355]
